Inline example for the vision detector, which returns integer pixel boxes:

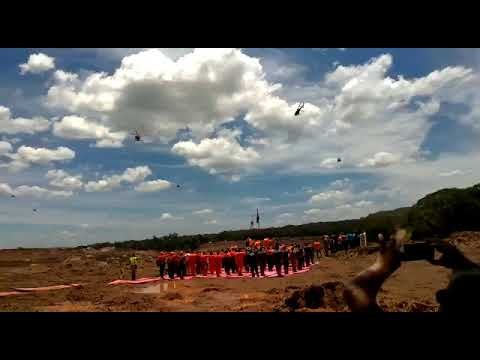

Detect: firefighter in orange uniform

[208,251,216,275]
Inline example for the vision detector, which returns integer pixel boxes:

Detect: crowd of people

[128,232,370,281]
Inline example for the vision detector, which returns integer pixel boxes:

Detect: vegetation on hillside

[84,183,480,251]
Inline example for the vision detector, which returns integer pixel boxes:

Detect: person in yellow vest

[129,253,140,280]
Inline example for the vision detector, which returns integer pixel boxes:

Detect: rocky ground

[1,232,479,312]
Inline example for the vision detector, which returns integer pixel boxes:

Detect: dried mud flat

[1,232,479,312]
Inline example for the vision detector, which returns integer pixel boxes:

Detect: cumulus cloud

[275,212,294,224]
[84,166,151,192]
[12,185,73,199]
[160,213,183,221]
[172,131,260,179]
[40,49,480,191]
[193,208,213,215]
[360,152,399,168]
[19,53,55,75]
[134,179,172,192]
[0,183,14,196]
[0,106,50,134]
[0,141,12,155]
[53,116,127,148]
[3,146,75,172]
[45,169,83,190]
[310,190,349,204]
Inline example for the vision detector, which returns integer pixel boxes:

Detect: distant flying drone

[294,102,305,116]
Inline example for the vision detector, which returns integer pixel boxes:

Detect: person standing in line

[156,252,166,279]
[129,253,139,281]
[313,240,321,262]
[361,231,368,250]
[167,252,177,279]
[223,250,231,276]
[215,251,223,277]
[257,246,267,277]
[290,244,298,272]
[187,251,196,276]
[304,243,311,267]
[247,247,259,278]
[273,244,283,277]
[281,245,290,275]
[200,252,209,276]
[177,252,186,280]
[267,247,274,272]
[208,251,216,275]
[235,249,245,276]
[297,245,304,270]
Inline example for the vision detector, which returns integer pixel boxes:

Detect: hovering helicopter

[131,130,142,142]
[294,102,305,116]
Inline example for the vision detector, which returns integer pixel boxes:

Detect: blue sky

[1,48,479,248]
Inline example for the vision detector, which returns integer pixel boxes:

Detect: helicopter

[294,102,305,116]
[131,130,142,142]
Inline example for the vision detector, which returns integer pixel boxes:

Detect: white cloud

[134,179,172,192]
[193,208,213,215]
[172,131,260,179]
[310,190,349,204]
[13,185,73,199]
[45,48,279,142]
[0,141,12,155]
[330,178,351,189]
[204,219,217,225]
[242,197,271,204]
[360,152,399,168]
[45,169,83,190]
[53,116,127,148]
[275,212,294,224]
[320,158,341,169]
[84,166,151,192]
[353,200,373,208]
[160,213,183,221]
[0,106,50,135]
[3,146,75,172]
[439,169,470,177]
[0,183,14,196]
[19,53,55,75]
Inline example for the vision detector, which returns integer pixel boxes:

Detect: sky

[1,48,479,248]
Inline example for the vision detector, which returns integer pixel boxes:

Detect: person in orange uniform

[187,252,197,276]
[208,251,216,275]
[199,252,208,276]
[215,251,223,277]
[235,249,245,276]
[229,248,237,274]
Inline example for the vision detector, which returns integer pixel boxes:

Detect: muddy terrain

[1,232,479,312]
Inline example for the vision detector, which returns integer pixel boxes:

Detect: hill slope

[90,183,480,251]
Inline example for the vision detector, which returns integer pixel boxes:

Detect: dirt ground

[1,232,479,312]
